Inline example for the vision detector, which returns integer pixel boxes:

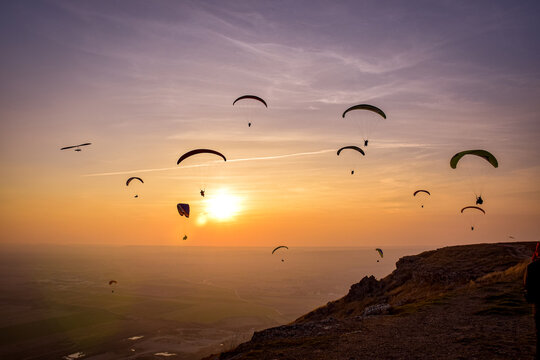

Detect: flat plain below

[0,245,423,359]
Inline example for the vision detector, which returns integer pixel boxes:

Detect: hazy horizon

[0,245,422,359]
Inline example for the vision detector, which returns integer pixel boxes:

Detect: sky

[1,0,539,247]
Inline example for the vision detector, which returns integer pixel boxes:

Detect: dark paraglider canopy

[460,206,486,214]
[109,280,118,293]
[233,95,268,108]
[413,190,431,196]
[177,149,227,165]
[375,248,384,258]
[450,150,498,169]
[177,203,190,218]
[342,104,386,119]
[272,245,288,254]
[126,177,144,186]
[337,146,366,157]
[60,143,92,150]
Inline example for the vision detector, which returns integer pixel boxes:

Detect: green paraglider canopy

[375,248,383,258]
[342,104,386,119]
[450,150,498,169]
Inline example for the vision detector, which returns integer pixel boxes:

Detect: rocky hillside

[204,242,538,360]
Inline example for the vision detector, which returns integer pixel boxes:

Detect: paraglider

[450,150,498,205]
[60,143,91,151]
[413,190,431,208]
[233,95,267,127]
[177,203,190,240]
[337,146,365,175]
[177,149,227,197]
[461,206,485,231]
[342,104,386,146]
[375,248,383,262]
[126,177,144,198]
[272,245,288,262]
[109,280,117,293]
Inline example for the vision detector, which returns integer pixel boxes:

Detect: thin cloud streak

[227,148,334,162]
[84,149,335,177]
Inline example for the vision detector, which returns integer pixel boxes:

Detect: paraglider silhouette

[375,248,383,262]
[413,190,431,208]
[450,150,498,205]
[342,104,386,146]
[337,146,365,175]
[177,149,226,197]
[177,203,190,241]
[126,177,143,198]
[461,206,485,231]
[272,246,288,262]
[233,95,267,128]
[109,280,117,293]
[60,143,92,152]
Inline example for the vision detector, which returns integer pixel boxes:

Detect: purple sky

[1,1,539,246]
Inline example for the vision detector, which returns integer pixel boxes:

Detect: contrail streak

[83,149,335,177]
[227,149,334,163]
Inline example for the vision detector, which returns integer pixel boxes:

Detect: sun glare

[205,189,242,222]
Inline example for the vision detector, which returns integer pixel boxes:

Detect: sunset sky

[1,0,539,247]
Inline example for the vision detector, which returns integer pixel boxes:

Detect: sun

[205,189,242,222]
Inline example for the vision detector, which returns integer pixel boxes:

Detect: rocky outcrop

[203,242,537,360]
